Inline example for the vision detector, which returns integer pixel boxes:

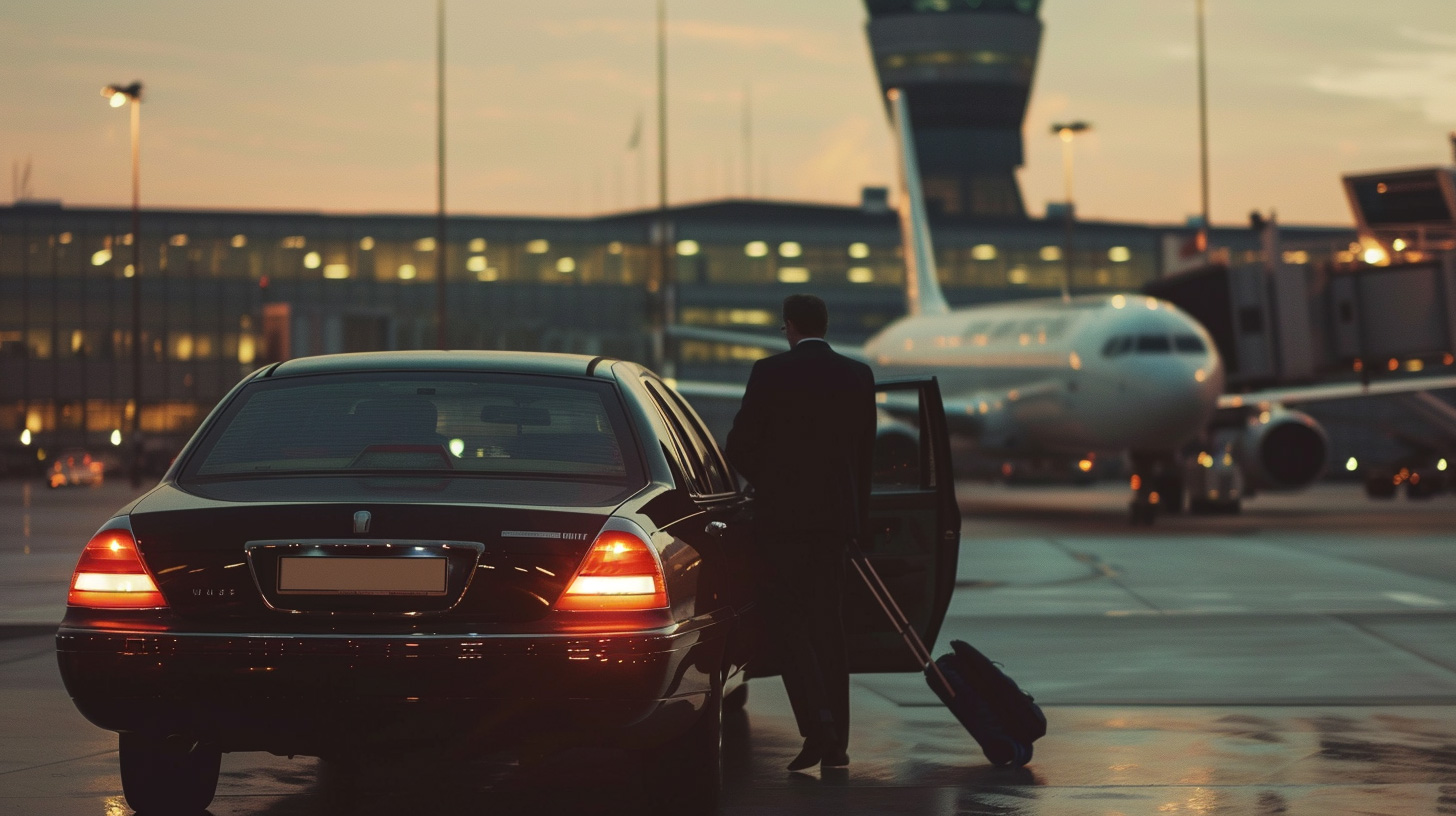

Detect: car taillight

[67,528,167,609]
[555,531,667,611]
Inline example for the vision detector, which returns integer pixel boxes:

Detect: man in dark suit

[726,294,876,772]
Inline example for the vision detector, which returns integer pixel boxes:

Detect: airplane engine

[874,416,921,486]
[1236,408,1328,491]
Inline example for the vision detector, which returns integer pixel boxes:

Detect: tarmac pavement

[1,479,1455,814]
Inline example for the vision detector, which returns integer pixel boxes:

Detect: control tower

[864,0,1043,218]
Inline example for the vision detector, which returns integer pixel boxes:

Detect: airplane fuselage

[862,294,1226,456]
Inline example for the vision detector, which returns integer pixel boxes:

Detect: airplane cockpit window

[1102,336,1132,357]
[1174,334,1206,353]
[1136,334,1173,353]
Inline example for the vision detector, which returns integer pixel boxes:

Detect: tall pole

[435,0,448,349]
[655,0,673,376]
[1195,0,1211,258]
[128,93,143,488]
[742,82,752,198]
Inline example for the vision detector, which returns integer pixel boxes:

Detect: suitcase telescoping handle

[849,553,956,699]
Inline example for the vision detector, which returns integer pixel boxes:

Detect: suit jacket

[726,339,876,539]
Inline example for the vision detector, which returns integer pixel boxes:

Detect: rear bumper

[56,621,725,756]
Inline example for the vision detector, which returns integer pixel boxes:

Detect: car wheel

[643,673,723,815]
[724,681,748,712]
[118,733,221,816]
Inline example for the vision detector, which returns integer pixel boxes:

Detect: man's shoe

[786,740,822,772]
[820,751,849,769]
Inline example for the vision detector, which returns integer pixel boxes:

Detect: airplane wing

[667,325,869,363]
[1218,374,1456,410]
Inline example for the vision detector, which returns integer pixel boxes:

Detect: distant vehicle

[1364,462,1445,500]
[54,351,958,815]
[46,449,105,489]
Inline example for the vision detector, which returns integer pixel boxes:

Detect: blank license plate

[278,557,447,596]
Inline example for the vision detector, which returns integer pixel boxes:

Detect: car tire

[643,672,723,815]
[724,681,748,712]
[118,733,221,816]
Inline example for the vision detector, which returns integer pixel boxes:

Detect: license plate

[278,556,447,596]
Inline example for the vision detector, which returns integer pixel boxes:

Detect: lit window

[728,309,773,325]
[477,267,499,282]
[237,335,256,364]
[526,239,550,254]
[303,252,321,269]
[169,234,188,247]
[1108,246,1131,263]
[676,239,699,256]
[557,257,576,273]
[608,241,624,254]
[848,242,870,259]
[323,264,349,279]
[848,267,874,284]
[972,244,996,261]
[414,237,437,252]
[468,238,486,253]
[1007,267,1029,284]
[231,234,247,248]
[91,249,112,266]
[359,236,375,251]
[467,256,487,273]
[1039,246,1061,261]
[744,241,768,258]
[58,232,73,244]
[777,267,810,283]
[1281,250,1309,264]
[123,264,135,278]
[398,264,417,280]
[281,236,306,249]
[778,241,802,258]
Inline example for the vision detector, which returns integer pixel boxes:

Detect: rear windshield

[181,372,643,485]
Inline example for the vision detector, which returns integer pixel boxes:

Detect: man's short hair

[783,294,828,337]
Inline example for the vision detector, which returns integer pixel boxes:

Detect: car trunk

[129,484,615,631]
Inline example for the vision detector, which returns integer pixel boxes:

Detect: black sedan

[55,351,959,815]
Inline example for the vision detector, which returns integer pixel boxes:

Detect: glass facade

[0,200,1352,469]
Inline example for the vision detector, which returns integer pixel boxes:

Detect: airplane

[671,88,1456,523]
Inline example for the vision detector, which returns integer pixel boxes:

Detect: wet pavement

[2,480,1456,814]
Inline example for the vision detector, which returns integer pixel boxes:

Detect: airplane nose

[1125,359,1222,449]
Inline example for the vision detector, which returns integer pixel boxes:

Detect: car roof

[267,350,630,380]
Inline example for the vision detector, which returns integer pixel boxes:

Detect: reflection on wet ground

[5,666,1454,816]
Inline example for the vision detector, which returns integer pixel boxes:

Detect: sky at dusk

[2,0,1454,226]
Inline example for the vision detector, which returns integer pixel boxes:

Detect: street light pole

[1051,121,1090,303]
[1195,0,1211,258]
[103,81,143,487]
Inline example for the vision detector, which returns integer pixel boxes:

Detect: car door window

[659,387,735,496]
[642,380,711,496]
[848,378,959,674]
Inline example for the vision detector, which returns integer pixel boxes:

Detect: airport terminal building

[0,197,1353,463]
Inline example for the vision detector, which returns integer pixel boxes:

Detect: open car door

[847,377,960,673]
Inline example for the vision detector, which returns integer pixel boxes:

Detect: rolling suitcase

[850,554,1046,767]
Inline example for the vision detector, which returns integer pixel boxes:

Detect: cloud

[1307,51,1456,124]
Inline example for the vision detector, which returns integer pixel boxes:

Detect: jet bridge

[1146,164,1456,390]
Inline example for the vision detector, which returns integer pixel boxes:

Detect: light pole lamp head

[102,82,143,107]
[1051,121,1091,141]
